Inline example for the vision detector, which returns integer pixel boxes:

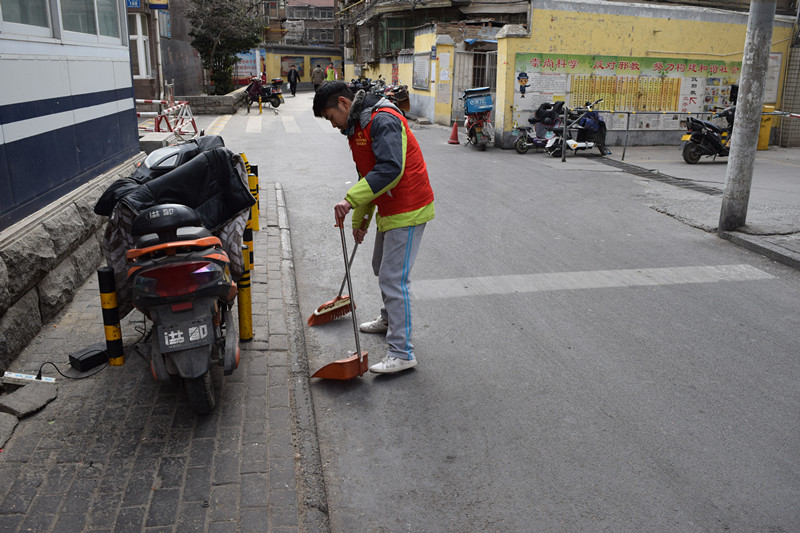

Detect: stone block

[0,290,42,372]
[0,383,57,418]
[0,257,9,316]
[38,260,82,323]
[73,185,108,239]
[71,237,104,282]
[139,132,178,154]
[0,225,56,301]
[0,412,17,448]
[42,204,86,260]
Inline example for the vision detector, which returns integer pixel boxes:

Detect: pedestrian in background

[313,81,434,374]
[326,62,338,81]
[287,64,300,97]
[311,64,325,92]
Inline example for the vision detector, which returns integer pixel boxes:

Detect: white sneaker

[359,316,388,333]
[369,356,417,374]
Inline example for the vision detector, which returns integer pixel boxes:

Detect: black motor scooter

[244,77,284,112]
[127,204,240,414]
[680,106,736,164]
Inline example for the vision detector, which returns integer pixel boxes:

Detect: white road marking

[411,264,774,300]
[245,116,262,133]
[282,116,301,133]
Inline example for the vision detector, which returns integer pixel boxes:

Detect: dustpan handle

[338,219,363,363]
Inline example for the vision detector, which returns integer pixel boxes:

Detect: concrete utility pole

[718,0,777,233]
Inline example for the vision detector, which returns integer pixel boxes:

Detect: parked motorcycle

[680,106,735,164]
[514,101,562,154]
[380,78,410,115]
[96,137,254,415]
[462,87,494,151]
[245,76,284,111]
[127,204,239,414]
[348,77,373,92]
[545,99,609,157]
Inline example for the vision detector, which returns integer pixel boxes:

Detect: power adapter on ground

[69,346,109,372]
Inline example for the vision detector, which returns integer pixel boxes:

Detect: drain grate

[598,157,723,196]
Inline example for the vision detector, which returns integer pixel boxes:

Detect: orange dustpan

[311,220,368,379]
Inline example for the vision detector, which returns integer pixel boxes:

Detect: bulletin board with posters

[413,53,431,90]
[512,52,747,130]
[235,50,260,85]
[310,57,331,71]
[281,56,305,78]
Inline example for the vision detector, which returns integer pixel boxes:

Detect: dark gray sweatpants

[371,223,426,361]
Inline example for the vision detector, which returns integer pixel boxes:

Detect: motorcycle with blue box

[462,87,494,151]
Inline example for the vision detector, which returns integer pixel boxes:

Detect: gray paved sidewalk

[0,183,327,532]
[602,145,800,270]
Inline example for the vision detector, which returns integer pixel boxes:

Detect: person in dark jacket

[311,64,325,92]
[313,81,435,374]
[287,64,300,97]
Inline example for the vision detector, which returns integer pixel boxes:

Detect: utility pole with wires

[718,0,777,233]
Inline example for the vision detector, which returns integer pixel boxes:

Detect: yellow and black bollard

[97,267,124,365]
[238,216,255,342]
[248,165,260,231]
[258,95,263,115]
[240,154,260,231]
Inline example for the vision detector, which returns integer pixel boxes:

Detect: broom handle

[336,242,358,298]
[336,215,367,297]
[338,220,363,363]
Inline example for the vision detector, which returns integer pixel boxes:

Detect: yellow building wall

[261,51,342,82]
[496,7,794,139]
[434,43,455,125]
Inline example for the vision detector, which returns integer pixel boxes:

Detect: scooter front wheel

[682,142,703,164]
[515,136,530,154]
[184,371,216,414]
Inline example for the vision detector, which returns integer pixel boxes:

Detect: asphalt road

[222,93,800,532]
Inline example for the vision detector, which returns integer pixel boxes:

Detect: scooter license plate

[157,317,214,353]
[681,134,691,141]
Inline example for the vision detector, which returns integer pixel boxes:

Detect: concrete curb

[274,183,331,531]
[719,231,800,271]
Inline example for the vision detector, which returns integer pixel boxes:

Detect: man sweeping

[313,81,434,374]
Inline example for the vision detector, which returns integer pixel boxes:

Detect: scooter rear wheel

[184,371,216,415]
[269,96,281,108]
[515,137,530,154]
[682,142,703,164]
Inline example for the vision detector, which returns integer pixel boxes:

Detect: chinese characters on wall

[513,53,753,130]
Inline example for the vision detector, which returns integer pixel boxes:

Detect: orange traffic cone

[448,122,460,145]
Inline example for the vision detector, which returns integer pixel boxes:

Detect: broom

[307,242,358,326]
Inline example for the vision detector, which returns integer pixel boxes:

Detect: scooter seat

[133,204,201,234]
[135,226,213,249]
[132,204,212,247]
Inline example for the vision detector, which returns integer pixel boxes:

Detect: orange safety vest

[348,107,433,218]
